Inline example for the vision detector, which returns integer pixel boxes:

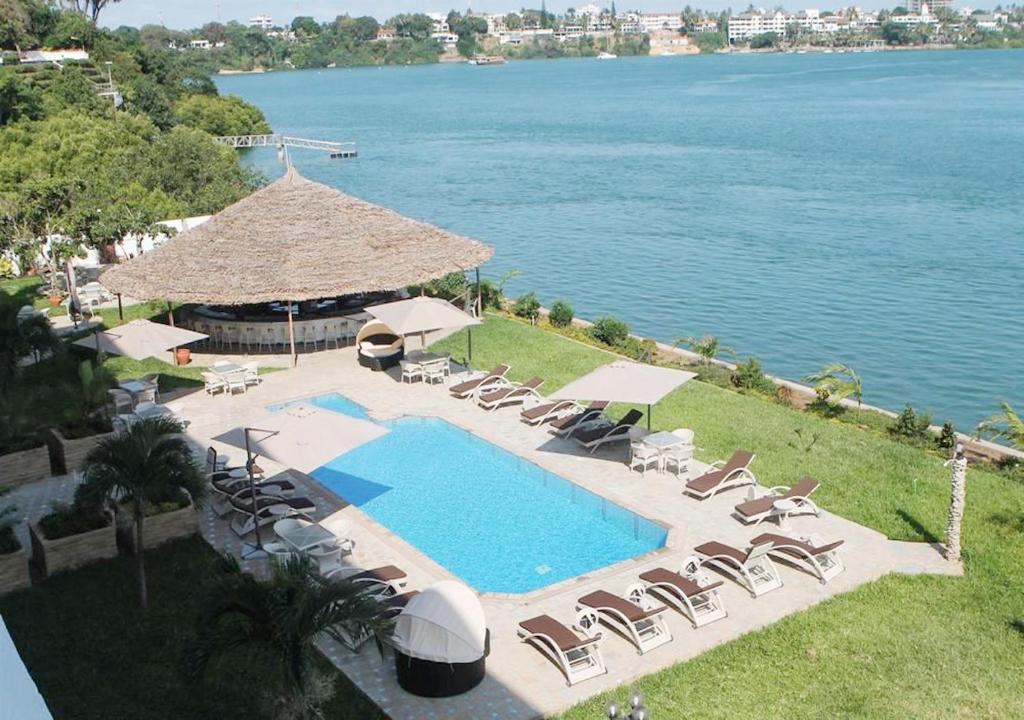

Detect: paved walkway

[9,346,960,720]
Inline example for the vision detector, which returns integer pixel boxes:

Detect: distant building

[727,11,787,41]
[640,13,683,32]
[189,39,211,49]
[577,3,604,18]
[692,19,721,33]
[910,0,951,13]
[426,12,449,34]
[616,14,644,34]
[19,48,89,64]
[376,27,396,42]
[248,14,273,30]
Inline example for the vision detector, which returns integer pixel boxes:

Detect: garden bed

[43,427,116,476]
[30,511,117,578]
[0,444,51,488]
[118,494,199,554]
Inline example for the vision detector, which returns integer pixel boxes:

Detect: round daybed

[356,319,404,371]
[392,581,489,698]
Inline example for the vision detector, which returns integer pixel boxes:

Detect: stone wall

[0,544,31,594]
[123,500,200,554]
[0,446,51,489]
[30,518,117,578]
[43,428,116,476]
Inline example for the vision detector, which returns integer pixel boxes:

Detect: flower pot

[48,294,61,308]
[30,513,117,578]
[175,347,192,366]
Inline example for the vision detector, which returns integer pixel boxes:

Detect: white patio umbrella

[366,295,481,362]
[211,403,388,474]
[553,360,698,429]
[73,319,207,362]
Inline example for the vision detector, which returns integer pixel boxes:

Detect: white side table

[773,498,798,530]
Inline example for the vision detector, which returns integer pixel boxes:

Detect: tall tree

[80,416,205,609]
[976,402,1024,450]
[60,0,123,24]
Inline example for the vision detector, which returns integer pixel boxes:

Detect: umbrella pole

[287,301,296,367]
[116,293,123,321]
[647,404,652,430]
[475,267,481,316]
[166,302,175,327]
[240,428,266,560]
[467,327,473,368]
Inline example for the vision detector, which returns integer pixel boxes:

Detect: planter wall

[0,445,51,489]
[121,497,199,554]
[30,516,117,578]
[0,542,31,595]
[43,428,116,476]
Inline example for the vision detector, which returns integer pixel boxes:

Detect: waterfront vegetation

[1,314,1021,718]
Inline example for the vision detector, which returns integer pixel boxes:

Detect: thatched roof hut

[101,168,494,304]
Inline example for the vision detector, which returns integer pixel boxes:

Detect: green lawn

[0,537,384,720]
[435,315,1024,719]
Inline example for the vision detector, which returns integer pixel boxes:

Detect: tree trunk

[135,499,148,610]
[945,453,967,562]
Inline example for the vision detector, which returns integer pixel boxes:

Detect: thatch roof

[100,168,494,304]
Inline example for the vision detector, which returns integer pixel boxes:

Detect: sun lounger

[478,377,544,410]
[549,401,611,437]
[228,493,316,537]
[684,450,758,499]
[518,612,607,686]
[520,398,580,426]
[334,590,421,652]
[752,533,846,584]
[449,363,511,399]
[638,567,727,628]
[577,588,672,654]
[733,476,821,525]
[693,539,783,597]
[210,474,296,517]
[329,564,408,597]
[573,409,644,454]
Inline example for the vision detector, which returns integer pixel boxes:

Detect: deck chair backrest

[786,476,819,499]
[486,364,511,381]
[723,450,755,474]
[746,542,773,563]
[616,409,644,428]
[206,446,217,471]
[523,377,544,390]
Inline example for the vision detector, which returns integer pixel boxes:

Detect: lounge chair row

[520,533,845,685]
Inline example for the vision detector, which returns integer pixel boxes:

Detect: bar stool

[260,325,274,353]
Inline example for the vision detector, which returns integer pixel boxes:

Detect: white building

[577,3,604,18]
[910,0,951,13]
[616,13,644,34]
[248,14,273,30]
[189,39,211,49]
[426,12,450,34]
[727,11,788,41]
[890,4,937,25]
[498,28,555,44]
[641,13,683,32]
[692,19,721,33]
[19,49,89,64]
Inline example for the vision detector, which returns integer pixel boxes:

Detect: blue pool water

[283,393,666,593]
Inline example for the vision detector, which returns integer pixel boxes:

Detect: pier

[212,134,358,158]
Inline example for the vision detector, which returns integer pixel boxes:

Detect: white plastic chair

[629,441,660,476]
[202,371,227,396]
[400,360,423,383]
[306,543,345,576]
[260,326,274,353]
[325,321,342,350]
[241,361,260,387]
[108,389,134,415]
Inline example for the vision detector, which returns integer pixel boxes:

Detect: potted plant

[0,488,30,594]
[175,346,192,366]
[80,416,205,609]
[47,292,62,308]
[30,499,117,578]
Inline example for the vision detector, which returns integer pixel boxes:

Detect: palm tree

[0,302,63,396]
[184,554,394,718]
[80,416,204,609]
[674,335,735,365]
[977,402,1024,450]
[803,362,863,412]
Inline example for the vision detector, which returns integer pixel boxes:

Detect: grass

[434,315,1024,719]
[0,537,385,720]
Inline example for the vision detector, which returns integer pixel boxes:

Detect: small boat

[468,55,506,66]
[596,51,618,60]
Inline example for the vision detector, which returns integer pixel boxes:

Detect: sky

[100,0,895,30]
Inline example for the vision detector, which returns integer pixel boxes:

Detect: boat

[468,55,506,66]
[596,51,618,60]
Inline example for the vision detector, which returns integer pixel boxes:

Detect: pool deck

[25,346,957,720]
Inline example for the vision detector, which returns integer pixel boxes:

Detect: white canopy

[212,404,387,473]
[1,615,53,720]
[73,319,207,361]
[366,296,480,336]
[392,581,487,664]
[553,360,697,405]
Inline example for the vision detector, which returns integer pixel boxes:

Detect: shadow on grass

[1010,618,1024,638]
[896,509,941,544]
[987,512,1024,534]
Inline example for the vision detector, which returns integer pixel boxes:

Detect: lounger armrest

[709,460,727,469]
[767,485,791,494]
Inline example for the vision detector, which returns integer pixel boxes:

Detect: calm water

[219,51,1024,430]
[295,394,665,593]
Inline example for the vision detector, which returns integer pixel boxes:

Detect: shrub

[589,316,630,346]
[731,357,776,394]
[421,272,469,300]
[512,292,541,321]
[477,279,503,310]
[889,404,932,444]
[37,502,109,540]
[937,421,957,451]
[548,300,574,328]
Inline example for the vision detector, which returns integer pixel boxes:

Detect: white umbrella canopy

[365,296,480,336]
[211,404,388,473]
[73,319,208,361]
[392,581,488,663]
[553,361,697,428]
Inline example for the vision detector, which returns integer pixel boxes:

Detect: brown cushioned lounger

[685,450,756,497]
[572,409,643,444]
[693,540,750,564]
[449,364,509,396]
[519,615,594,652]
[639,568,723,597]
[550,401,609,430]
[751,533,845,557]
[521,399,576,423]
[734,476,819,520]
[383,590,419,612]
[348,565,407,584]
[230,494,315,513]
[479,376,543,405]
[578,590,665,622]
[212,476,295,494]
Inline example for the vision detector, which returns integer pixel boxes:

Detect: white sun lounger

[752,533,846,584]
[518,611,607,686]
[572,409,644,454]
[733,476,821,525]
[684,450,758,499]
[693,539,784,598]
[638,567,728,628]
[577,588,672,655]
[477,377,545,411]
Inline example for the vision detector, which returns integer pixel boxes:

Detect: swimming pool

[274,393,667,593]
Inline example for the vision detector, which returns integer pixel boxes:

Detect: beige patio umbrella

[553,360,698,429]
[73,319,208,362]
[366,295,481,359]
[211,403,388,474]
